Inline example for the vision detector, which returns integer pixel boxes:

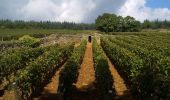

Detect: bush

[58,40,87,93]
[13,43,74,99]
[101,37,170,99]
[0,47,45,85]
[19,35,40,47]
[93,38,115,99]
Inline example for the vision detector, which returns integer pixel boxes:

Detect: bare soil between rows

[34,41,135,100]
[107,58,134,100]
[33,64,65,100]
[76,42,95,90]
[64,42,99,100]
[1,40,136,100]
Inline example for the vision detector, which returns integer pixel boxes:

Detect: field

[0,30,170,100]
[0,29,95,41]
[0,29,95,51]
[101,32,170,99]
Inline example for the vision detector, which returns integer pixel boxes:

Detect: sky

[146,0,170,9]
[0,0,170,23]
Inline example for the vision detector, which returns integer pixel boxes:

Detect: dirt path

[33,64,65,100]
[76,42,95,90]
[65,42,98,100]
[107,58,134,100]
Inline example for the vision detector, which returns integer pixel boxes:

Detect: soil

[0,90,16,100]
[33,64,65,100]
[64,42,99,100]
[41,34,82,47]
[32,42,82,100]
[107,58,134,100]
[1,36,135,100]
[76,42,95,89]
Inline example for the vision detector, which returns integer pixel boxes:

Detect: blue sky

[146,0,170,9]
[0,0,170,23]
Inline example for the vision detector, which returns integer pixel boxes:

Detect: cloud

[19,0,60,21]
[118,0,170,22]
[18,0,125,23]
[1,0,170,22]
[0,0,28,19]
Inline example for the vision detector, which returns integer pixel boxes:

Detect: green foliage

[0,47,45,84]
[95,13,118,32]
[13,43,74,99]
[142,19,170,29]
[0,29,95,41]
[114,34,170,56]
[101,34,170,99]
[0,19,95,30]
[0,29,52,41]
[19,35,40,47]
[0,40,22,52]
[58,40,87,93]
[124,16,141,32]
[95,13,141,32]
[142,20,152,29]
[92,38,115,99]
[101,37,143,81]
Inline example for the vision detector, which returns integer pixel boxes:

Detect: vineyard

[101,32,170,99]
[0,32,170,100]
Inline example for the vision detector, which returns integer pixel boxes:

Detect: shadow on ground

[35,82,99,100]
[64,82,99,100]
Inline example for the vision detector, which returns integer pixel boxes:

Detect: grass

[0,29,96,41]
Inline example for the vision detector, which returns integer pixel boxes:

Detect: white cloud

[18,0,125,23]
[118,0,170,22]
[19,0,59,21]
[1,0,170,22]
[55,0,96,22]
[18,0,97,23]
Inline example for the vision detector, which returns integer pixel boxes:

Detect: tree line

[0,19,95,30]
[95,13,170,32]
[142,19,170,29]
[1,13,170,32]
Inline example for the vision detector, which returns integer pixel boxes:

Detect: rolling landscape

[0,0,170,100]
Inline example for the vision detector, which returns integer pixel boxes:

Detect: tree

[143,20,151,29]
[116,16,125,32]
[95,13,141,32]
[95,13,119,32]
[0,19,95,30]
[142,19,170,29]
[124,16,141,32]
